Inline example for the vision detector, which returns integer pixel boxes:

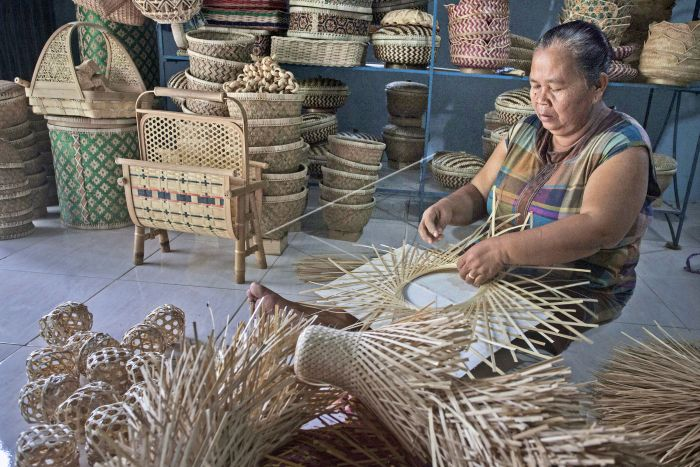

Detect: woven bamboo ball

[16,423,79,467]
[77,332,120,374]
[85,402,131,465]
[86,347,133,394]
[26,347,76,380]
[144,304,185,346]
[63,330,96,356]
[126,352,163,384]
[18,373,80,423]
[54,382,119,441]
[122,323,166,355]
[39,302,92,346]
[123,382,146,409]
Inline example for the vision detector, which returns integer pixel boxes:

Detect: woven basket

[385,81,427,118]
[27,169,47,189]
[292,0,372,11]
[325,151,381,175]
[261,187,308,239]
[272,36,368,67]
[248,116,303,146]
[262,164,308,195]
[0,81,28,130]
[0,216,34,240]
[8,133,38,162]
[188,49,247,83]
[321,165,378,190]
[328,134,385,165]
[608,60,639,82]
[75,0,146,25]
[0,187,32,215]
[613,44,638,61]
[445,0,509,18]
[185,27,255,60]
[308,142,329,177]
[484,109,504,131]
[250,139,309,173]
[320,181,375,205]
[182,70,228,115]
[510,33,536,50]
[297,78,350,111]
[288,6,371,42]
[0,168,27,189]
[447,14,509,40]
[132,0,201,23]
[211,27,272,56]
[505,58,531,73]
[0,121,31,141]
[382,124,424,166]
[320,198,375,233]
[482,126,508,158]
[202,8,288,31]
[388,114,422,127]
[166,70,188,108]
[301,113,338,144]
[25,154,45,175]
[372,25,440,67]
[31,183,49,218]
[495,87,533,125]
[205,0,287,9]
[431,151,484,190]
[372,0,427,24]
[224,92,304,119]
[509,46,533,60]
[652,153,678,207]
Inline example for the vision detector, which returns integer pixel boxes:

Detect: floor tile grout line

[636,275,692,329]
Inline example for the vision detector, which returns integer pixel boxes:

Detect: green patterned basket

[48,118,139,229]
[77,6,159,90]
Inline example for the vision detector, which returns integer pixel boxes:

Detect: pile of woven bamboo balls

[15,302,185,466]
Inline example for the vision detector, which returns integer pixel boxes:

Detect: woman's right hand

[419,199,454,243]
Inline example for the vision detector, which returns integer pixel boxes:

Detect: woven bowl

[224,92,304,119]
[248,117,303,146]
[385,81,428,118]
[261,187,308,239]
[319,182,375,204]
[321,166,378,190]
[24,154,44,175]
[187,50,247,83]
[0,187,32,215]
[297,78,350,111]
[308,142,330,178]
[430,151,485,190]
[382,125,424,166]
[0,121,32,141]
[249,139,309,173]
[262,164,308,196]
[300,113,338,144]
[27,169,47,189]
[0,168,27,189]
[325,151,382,175]
[328,134,386,165]
[320,198,375,233]
[185,28,256,61]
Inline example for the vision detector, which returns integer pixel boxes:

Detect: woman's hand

[419,199,454,243]
[456,237,508,286]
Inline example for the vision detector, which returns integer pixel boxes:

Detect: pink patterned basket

[447,15,509,39]
[450,42,508,69]
[203,0,287,10]
[446,0,508,18]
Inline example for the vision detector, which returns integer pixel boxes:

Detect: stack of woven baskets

[482,87,534,158]
[639,21,700,86]
[272,0,371,66]
[372,0,426,25]
[0,138,35,240]
[321,132,384,241]
[507,34,536,74]
[371,10,440,69]
[0,81,47,225]
[27,113,52,216]
[608,44,639,82]
[620,0,675,65]
[430,151,485,190]
[382,81,427,169]
[560,0,632,47]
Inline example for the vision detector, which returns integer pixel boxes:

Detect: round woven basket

[0,81,28,130]
[431,151,485,190]
[31,183,49,218]
[321,166,378,190]
[0,217,34,240]
[132,0,202,23]
[495,87,533,125]
[167,70,188,108]
[382,124,424,166]
[185,28,255,61]
[261,187,308,239]
[335,131,381,142]
[484,109,504,132]
[325,151,381,175]
[183,70,228,115]
[328,134,386,165]
[185,70,224,92]
[0,121,31,141]
[15,139,39,163]
[509,46,533,60]
[373,0,428,24]
[319,182,374,204]
[308,142,330,178]
[607,60,639,82]
[0,187,32,215]
[301,113,338,145]
[388,114,422,127]
[245,116,303,146]
[288,6,372,42]
[0,168,27,189]
[224,92,304,119]
[297,78,350,111]
[249,139,308,173]
[187,49,247,83]
[27,169,47,189]
[262,164,308,195]
[213,27,273,56]
[271,36,368,67]
[320,197,375,233]
[385,81,428,118]
[372,26,441,67]
[652,153,678,207]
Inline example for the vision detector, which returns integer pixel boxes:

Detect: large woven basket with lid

[372,25,440,67]
[297,78,350,111]
[328,133,386,165]
[494,87,534,125]
[249,139,309,173]
[301,113,338,144]
[272,36,368,67]
[385,81,428,118]
[431,151,485,190]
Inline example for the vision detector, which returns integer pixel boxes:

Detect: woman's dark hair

[537,20,613,87]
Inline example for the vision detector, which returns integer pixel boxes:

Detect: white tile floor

[0,191,699,464]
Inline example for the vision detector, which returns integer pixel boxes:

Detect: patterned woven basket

[262,164,308,195]
[223,92,304,119]
[261,187,308,239]
[291,0,372,12]
[288,6,372,42]
[21,22,146,119]
[206,0,287,10]
[320,197,375,233]
[447,14,509,40]
[166,70,188,108]
[211,27,272,56]
[301,113,338,144]
[202,8,288,31]
[430,151,485,190]
[510,33,536,50]
[325,151,381,175]
[308,142,330,177]
[272,36,368,67]
[319,182,374,204]
[613,44,638,61]
[372,0,427,25]
[250,139,309,173]
[0,121,31,141]
[385,81,427,118]
[328,133,385,165]
[608,60,639,82]
[188,49,247,83]
[182,70,229,116]
[382,124,424,166]
[449,39,509,70]
[445,0,509,17]
[297,78,350,111]
[184,69,226,90]
[185,27,256,60]
[132,0,202,23]
[372,25,440,67]
[495,87,533,125]
[321,165,378,190]
[0,81,28,130]
[484,109,504,132]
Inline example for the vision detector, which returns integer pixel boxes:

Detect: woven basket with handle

[262,164,308,196]
[430,151,485,190]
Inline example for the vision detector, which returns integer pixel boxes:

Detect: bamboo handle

[14,78,30,88]
[153,87,225,103]
[171,23,188,50]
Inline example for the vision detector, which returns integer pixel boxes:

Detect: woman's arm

[458,146,649,284]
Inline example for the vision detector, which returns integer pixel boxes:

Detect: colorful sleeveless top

[487,110,660,323]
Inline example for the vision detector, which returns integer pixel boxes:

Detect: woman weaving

[248,21,660,355]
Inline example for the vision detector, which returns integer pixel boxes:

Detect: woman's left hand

[457,237,508,286]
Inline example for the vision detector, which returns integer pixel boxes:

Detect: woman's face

[529,44,603,137]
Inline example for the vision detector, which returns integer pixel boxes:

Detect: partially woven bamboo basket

[288,6,372,42]
[262,164,308,195]
[132,0,201,23]
[15,424,79,467]
[223,92,304,119]
[320,198,375,234]
[271,36,368,67]
[261,187,308,239]
[325,151,382,175]
[319,182,375,204]
[430,151,485,190]
[321,166,378,190]
[328,134,386,165]
[385,81,428,118]
[188,49,247,83]
[300,113,337,145]
[185,27,255,60]
[249,139,308,173]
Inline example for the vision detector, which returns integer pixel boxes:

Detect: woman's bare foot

[247,282,298,314]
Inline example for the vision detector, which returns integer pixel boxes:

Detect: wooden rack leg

[249,194,267,270]
[234,197,247,284]
[134,226,145,265]
[158,230,171,252]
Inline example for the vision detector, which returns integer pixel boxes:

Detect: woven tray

[382,124,424,165]
[431,151,485,190]
[261,187,308,239]
[185,27,256,60]
[187,49,247,83]
[224,92,303,119]
[0,121,32,141]
[495,87,533,125]
[202,8,288,31]
[319,181,374,204]
[325,151,381,175]
[297,78,350,111]
[288,6,372,42]
[272,36,368,67]
[250,139,309,173]
[328,133,385,165]
[385,81,428,118]
[320,197,375,233]
[262,163,308,195]
[301,113,338,144]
